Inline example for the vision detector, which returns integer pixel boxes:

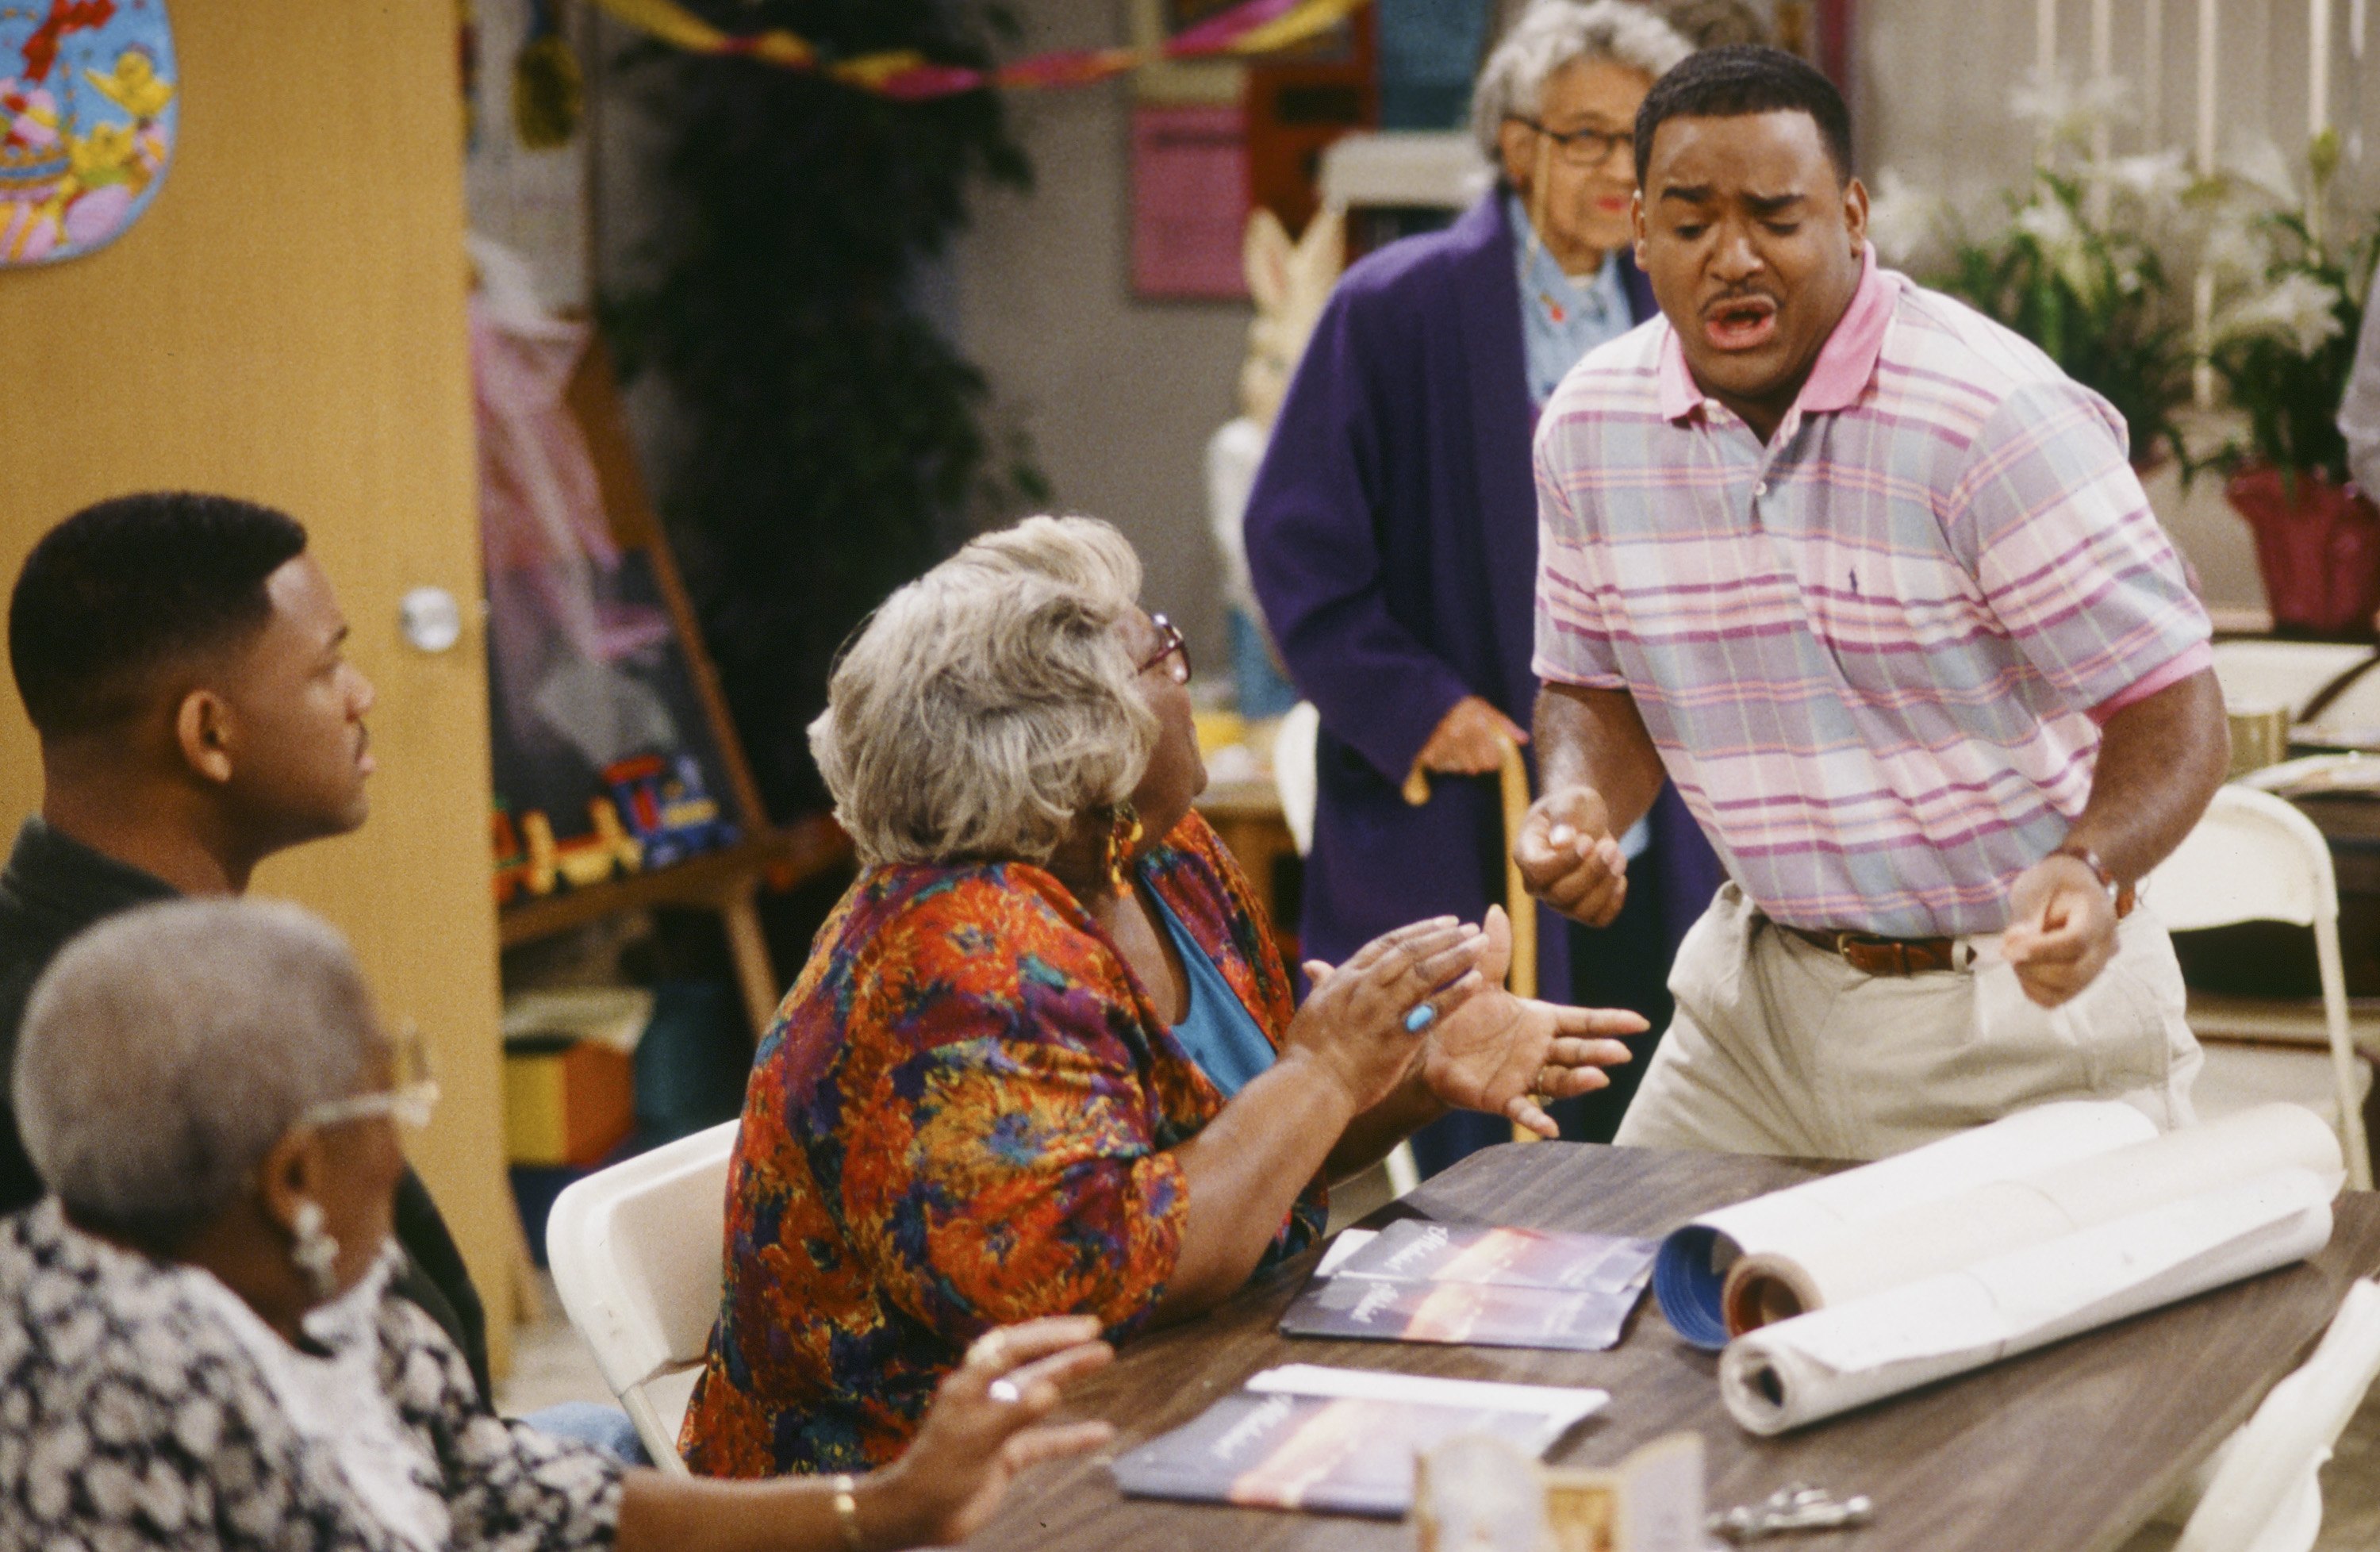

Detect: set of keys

[1708,1482,1874,1541]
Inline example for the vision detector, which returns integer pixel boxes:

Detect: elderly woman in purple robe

[1245,0,1727,1174]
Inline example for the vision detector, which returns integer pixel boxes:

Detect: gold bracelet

[831,1473,865,1552]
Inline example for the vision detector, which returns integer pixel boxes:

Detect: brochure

[1110,1363,1608,1517]
[1278,1220,1658,1351]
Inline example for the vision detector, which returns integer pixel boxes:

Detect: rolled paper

[1653,1101,2158,1350]
[1714,1104,2343,1338]
[1718,1168,2338,1435]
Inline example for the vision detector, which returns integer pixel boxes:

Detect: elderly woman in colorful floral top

[1,898,1113,1551]
[680,516,1646,1478]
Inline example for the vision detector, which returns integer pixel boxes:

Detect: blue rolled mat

[1653,1224,1734,1350]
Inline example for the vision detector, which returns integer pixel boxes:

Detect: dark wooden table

[972,1141,2380,1551]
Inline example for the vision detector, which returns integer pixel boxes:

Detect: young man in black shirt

[0,492,492,1397]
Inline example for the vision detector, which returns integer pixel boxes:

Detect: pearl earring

[290,1199,340,1300]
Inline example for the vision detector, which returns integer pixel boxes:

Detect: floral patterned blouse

[680,813,1326,1477]
[0,1200,623,1551]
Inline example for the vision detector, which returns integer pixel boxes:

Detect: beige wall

[0,2,514,1365]
[946,0,1253,674]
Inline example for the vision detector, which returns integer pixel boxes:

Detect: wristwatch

[2051,842,2122,905]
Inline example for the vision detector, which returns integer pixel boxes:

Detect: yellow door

[0,2,513,1367]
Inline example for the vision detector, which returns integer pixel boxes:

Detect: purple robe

[1246,195,1724,1101]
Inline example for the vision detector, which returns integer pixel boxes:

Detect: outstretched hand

[1415,905,1645,1136]
[866,1316,1115,1546]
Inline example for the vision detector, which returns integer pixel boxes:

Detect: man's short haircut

[1632,44,1852,188]
[10,492,309,738]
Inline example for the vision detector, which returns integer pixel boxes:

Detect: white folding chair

[2174,1278,2380,1552]
[2144,786,2374,1190]
[545,1120,739,1473]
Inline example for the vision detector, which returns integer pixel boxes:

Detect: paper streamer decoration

[578,0,1370,101]
[2,0,178,267]
[1718,1166,2338,1435]
[1653,1101,2159,1348]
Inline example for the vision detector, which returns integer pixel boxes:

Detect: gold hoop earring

[1106,801,1144,889]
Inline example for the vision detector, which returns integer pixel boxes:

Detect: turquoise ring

[1403,1003,1438,1033]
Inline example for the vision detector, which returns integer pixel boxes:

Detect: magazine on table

[1108,1363,1609,1517]
[1277,1219,1659,1351]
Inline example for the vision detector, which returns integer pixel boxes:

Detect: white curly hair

[1471,0,1695,163]
[811,515,1160,869]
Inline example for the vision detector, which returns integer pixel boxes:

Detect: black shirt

[0,817,493,1400]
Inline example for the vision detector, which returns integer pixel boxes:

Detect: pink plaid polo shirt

[1532,251,2211,938]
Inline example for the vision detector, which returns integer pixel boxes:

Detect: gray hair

[14,898,378,1240]
[811,515,1159,869]
[1471,0,1695,163]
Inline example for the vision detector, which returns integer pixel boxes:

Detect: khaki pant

[1613,883,2202,1161]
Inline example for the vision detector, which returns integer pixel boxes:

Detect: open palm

[1417,906,1646,1137]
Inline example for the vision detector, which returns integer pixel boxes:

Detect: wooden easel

[494,339,851,1038]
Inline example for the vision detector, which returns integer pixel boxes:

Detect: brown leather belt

[1780,885,2135,978]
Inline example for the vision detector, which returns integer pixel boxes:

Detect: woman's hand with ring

[863,1316,1115,1546]
[1282,916,1491,1118]
[1415,906,1645,1137]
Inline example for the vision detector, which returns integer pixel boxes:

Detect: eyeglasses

[1511,117,1633,169]
[300,1023,440,1131]
[1137,613,1191,686]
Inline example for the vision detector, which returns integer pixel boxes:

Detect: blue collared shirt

[1511,190,1636,413]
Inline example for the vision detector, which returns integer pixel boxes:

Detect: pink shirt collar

[1655,244,1897,423]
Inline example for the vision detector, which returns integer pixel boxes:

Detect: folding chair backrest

[545,1119,739,1473]
[2144,786,2336,934]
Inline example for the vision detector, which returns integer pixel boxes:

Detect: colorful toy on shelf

[491,800,528,905]
[603,752,739,870]
[516,798,643,897]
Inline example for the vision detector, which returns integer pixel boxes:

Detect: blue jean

[518,1401,651,1465]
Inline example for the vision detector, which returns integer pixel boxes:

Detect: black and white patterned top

[0,1200,624,1551]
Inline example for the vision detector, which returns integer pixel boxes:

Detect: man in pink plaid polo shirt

[1517,47,2231,1159]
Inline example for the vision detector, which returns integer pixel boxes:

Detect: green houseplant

[606,2,1045,816]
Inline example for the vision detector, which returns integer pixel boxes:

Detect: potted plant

[1873,74,2197,471]
[2201,133,2380,637]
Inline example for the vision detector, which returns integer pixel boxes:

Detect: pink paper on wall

[1131,102,1247,300]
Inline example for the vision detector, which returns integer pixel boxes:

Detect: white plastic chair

[2144,786,2374,1189]
[545,1120,739,1473]
[2174,1278,2380,1552]
[1273,701,1321,858]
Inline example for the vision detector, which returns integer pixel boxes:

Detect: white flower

[2224,135,2301,209]
[2216,271,2345,356]
[2013,198,2080,251]
[1865,167,1947,266]
[2093,148,2191,206]
[2010,67,2132,147]
[2202,216,2271,281]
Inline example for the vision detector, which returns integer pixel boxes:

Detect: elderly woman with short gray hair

[1244,1,1724,1180]
[680,515,1645,1479]
[0,897,1117,1550]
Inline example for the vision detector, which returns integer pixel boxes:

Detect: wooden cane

[1497,740,1541,1143]
[1404,743,1542,1143]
